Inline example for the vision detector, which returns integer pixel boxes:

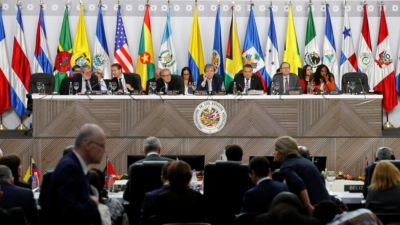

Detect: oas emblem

[193,101,227,134]
[211,50,221,71]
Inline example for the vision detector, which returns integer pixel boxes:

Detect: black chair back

[39,169,55,224]
[234,213,261,225]
[123,73,142,91]
[29,73,55,94]
[375,213,400,224]
[341,72,369,94]
[203,162,253,225]
[125,162,164,225]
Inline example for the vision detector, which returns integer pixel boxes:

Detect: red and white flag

[0,7,11,115]
[372,5,397,112]
[357,4,374,90]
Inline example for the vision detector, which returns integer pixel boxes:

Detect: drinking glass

[350,82,356,95]
[41,83,45,94]
[274,82,280,95]
[192,82,197,92]
[111,82,117,95]
[36,82,43,94]
[270,82,276,95]
[73,82,79,95]
[307,83,312,94]
[310,82,315,94]
[326,171,336,194]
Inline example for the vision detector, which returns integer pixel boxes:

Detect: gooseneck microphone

[359,78,365,95]
[158,86,166,95]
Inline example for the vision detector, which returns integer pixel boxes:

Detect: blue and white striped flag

[33,5,51,74]
[265,6,279,85]
[322,4,339,90]
[93,5,110,79]
[158,5,177,74]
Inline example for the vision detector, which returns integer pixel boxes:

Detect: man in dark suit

[156,68,183,94]
[229,64,264,93]
[45,124,106,225]
[146,67,161,94]
[111,63,141,93]
[272,62,302,94]
[363,147,394,198]
[141,161,171,222]
[93,68,110,91]
[124,136,173,201]
[0,165,38,225]
[70,64,100,94]
[197,64,223,92]
[241,157,288,213]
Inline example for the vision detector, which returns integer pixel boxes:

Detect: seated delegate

[310,64,336,93]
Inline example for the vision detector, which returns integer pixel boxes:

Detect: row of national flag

[0,3,399,115]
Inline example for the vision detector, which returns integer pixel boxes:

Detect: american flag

[113,5,134,73]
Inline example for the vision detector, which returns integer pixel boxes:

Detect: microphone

[158,86,165,95]
[238,83,245,94]
[359,78,365,95]
[85,81,100,95]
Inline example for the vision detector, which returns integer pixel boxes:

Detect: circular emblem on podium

[193,101,227,134]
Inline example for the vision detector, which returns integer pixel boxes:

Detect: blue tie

[85,80,90,92]
[246,78,250,89]
[119,78,123,91]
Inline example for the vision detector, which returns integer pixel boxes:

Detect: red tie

[285,77,289,93]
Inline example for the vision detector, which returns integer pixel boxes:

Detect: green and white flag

[304,5,321,71]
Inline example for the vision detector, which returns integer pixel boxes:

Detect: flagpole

[15,116,28,130]
[0,114,8,131]
[383,112,395,128]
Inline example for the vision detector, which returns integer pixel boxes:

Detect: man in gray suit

[272,62,301,94]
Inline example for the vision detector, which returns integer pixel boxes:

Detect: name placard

[131,90,143,95]
[328,90,340,95]
[289,91,301,95]
[216,91,226,96]
[167,90,180,95]
[194,91,208,95]
[344,185,363,193]
[248,90,264,95]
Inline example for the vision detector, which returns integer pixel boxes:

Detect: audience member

[230,64,264,93]
[310,64,336,93]
[124,137,172,201]
[45,124,106,225]
[141,161,171,223]
[241,156,288,213]
[300,65,313,93]
[0,183,28,225]
[225,145,243,162]
[155,161,205,224]
[146,67,161,94]
[366,161,400,213]
[363,146,394,198]
[274,136,330,215]
[156,68,182,93]
[181,67,194,95]
[111,63,141,93]
[63,145,74,157]
[313,200,382,225]
[197,64,223,92]
[271,62,302,94]
[0,165,38,225]
[298,146,311,160]
[252,192,320,225]
[0,154,31,189]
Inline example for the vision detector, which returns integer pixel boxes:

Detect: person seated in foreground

[298,146,311,160]
[366,161,400,213]
[0,154,31,189]
[241,156,289,213]
[155,161,206,224]
[141,162,171,223]
[225,145,243,162]
[313,200,382,225]
[88,168,111,225]
[310,64,336,93]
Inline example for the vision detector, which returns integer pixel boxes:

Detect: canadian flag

[372,5,397,112]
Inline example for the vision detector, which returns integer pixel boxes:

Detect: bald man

[45,124,106,225]
[146,67,162,94]
[298,146,311,160]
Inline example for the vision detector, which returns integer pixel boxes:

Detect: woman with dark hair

[181,67,194,95]
[155,161,205,224]
[310,64,336,93]
[300,65,313,93]
[0,154,30,189]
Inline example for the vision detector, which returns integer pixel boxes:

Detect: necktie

[119,78,123,91]
[285,77,289,93]
[85,80,90,92]
[246,78,250,89]
[208,79,212,91]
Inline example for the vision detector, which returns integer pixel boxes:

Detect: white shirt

[72,150,88,175]
[81,77,92,93]
[99,79,108,91]
[201,78,213,91]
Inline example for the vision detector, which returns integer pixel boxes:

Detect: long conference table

[31,94,383,177]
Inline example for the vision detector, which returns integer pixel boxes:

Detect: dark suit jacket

[45,152,101,225]
[146,77,157,94]
[155,188,206,224]
[70,74,100,94]
[111,73,141,92]
[280,154,331,205]
[0,181,38,225]
[363,163,377,198]
[141,184,169,222]
[156,75,183,94]
[272,73,302,94]
[196,74,223,92]
[366,184,400,213]
[241,179,289,213]
[229,73,264,93]
[123,154,173,201]
[98,79,111,91]
[59,77,71,95]
[0,207,28,225]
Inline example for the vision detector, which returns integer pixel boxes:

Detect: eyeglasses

[161,74,171,78]
[281,67,290,70]
[90,140,105,149]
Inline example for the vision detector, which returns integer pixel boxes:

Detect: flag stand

[15,116,28,130]
[383,112,395,129]
[0,114,8,130]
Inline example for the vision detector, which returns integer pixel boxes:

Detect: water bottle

[108,83,113,95]
[221,82,226,92]
[69,82,73,95]
[190,169,198,191]
[188,82,193,95]
[233,82,237,94]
